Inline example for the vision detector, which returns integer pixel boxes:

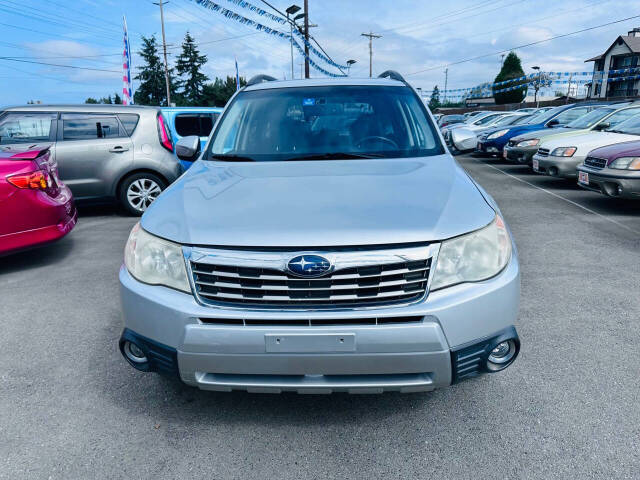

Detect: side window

[606,108,640,126]
[175,113,216,137]
[0,112,56,145]
[117,114,140,136]
[555,108,589,124]
[62,114,121,141]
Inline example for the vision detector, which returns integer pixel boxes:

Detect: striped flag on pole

[235,57,240,91]
[122,15,133,105]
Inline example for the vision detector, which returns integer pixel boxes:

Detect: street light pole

[346,59,356,75]
[532,65,541,108]
[285,5,301,80]
[444,68,448,104]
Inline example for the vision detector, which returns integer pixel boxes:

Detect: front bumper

[576,165,640,199]
[118,254,520,393]
[503,145,537,164]
[532,154,584,178]
[476,138,506,155]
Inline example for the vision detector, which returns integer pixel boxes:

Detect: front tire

[119,173,166,216]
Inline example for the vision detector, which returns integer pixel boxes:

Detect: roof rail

[246,74,277,87]
[378,70,407,84]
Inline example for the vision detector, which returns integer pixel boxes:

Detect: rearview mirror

[175,135,201,162]
[595,122,610,131]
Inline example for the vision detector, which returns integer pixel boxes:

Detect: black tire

[119,172,167,216]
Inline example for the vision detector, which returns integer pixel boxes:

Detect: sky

[0,0,638,105]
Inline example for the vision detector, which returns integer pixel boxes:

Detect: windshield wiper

[209,154,257,162]
[286,152,385,161]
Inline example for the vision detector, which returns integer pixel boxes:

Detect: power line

[407,13,640,76]
[0,57,121,73]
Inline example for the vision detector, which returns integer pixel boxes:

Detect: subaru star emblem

[287,254,332,278]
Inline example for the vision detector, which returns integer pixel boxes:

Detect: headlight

[550,147,577,157]
[431,215,512,291]
[609,156,640,170]
[516,139,539,147]
[487,129,509,140]
[124,222,190,292]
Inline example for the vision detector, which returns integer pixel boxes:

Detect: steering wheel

[356,136,398,150]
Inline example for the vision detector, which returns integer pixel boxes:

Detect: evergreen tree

[85,97,99,104]
[114,92,123,104]
[175,32,209,105]
[428,85,440,110]
[492,51,527,105]
[134,35,176,106]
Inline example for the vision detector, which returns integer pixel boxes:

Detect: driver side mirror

[175,135,201,162]
[595,122,610,131]
[546,119,559,127]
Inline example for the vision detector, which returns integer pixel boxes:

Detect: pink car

[0,145,77,255]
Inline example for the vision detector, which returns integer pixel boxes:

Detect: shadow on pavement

[0,235,75,274]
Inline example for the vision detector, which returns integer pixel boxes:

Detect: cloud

[24,40,100,58]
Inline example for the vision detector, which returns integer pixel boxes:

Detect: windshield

[525,106,561,125]
[566,108,616,129]
[607,114,640,135]
[474,113,504,125]
[208,86,443,161]
[493,115,523,126]
[510,114,533,125]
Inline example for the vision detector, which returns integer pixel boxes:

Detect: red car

[0,145,77,255]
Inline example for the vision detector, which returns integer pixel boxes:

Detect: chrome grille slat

[191,266,430,281]
[537,148,550,157]
[188,246,435,309]
[199,289,424,302]
[196,277,427,292]
[584,156,607,169]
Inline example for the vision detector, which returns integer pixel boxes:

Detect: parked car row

[0,104,221,256]
[469,101,640,200]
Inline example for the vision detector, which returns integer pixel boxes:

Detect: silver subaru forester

[119,72,521,394]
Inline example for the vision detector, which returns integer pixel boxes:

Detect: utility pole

[303,0,310,78]
[444,68,448,104]
[154,0,172,106]
[361,31,381,77]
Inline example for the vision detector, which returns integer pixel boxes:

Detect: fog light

[487,339,517,371]
[124,341,148,364]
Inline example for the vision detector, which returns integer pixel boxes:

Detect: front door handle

[109,146,129,153]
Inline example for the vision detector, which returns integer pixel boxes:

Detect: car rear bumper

[532,154,583,178]
[118,252,521,393]
[576,165,640,199]
[0,187,77,255]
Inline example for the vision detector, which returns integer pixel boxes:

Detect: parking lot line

[481,162,640,236]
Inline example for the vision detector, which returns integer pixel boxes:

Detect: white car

[451,113,530,152]
[531,114,640,178]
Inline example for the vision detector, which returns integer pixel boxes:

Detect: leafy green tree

[134,35,176,106]
[114,92,122,104]
[201,76,246,107]
[492,51,527,105]
[85,97,99,104]
[428,85,440,110]
[175,32,209,105]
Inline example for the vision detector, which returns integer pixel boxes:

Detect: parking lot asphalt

[1,155,639,480]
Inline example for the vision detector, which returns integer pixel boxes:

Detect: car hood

[141,156,496,247]
[540,131,640,155]
[588,139,640,163]
[511,127,580,142]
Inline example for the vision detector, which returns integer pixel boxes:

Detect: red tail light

[157,113,173,152]
[7,171,51,190]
